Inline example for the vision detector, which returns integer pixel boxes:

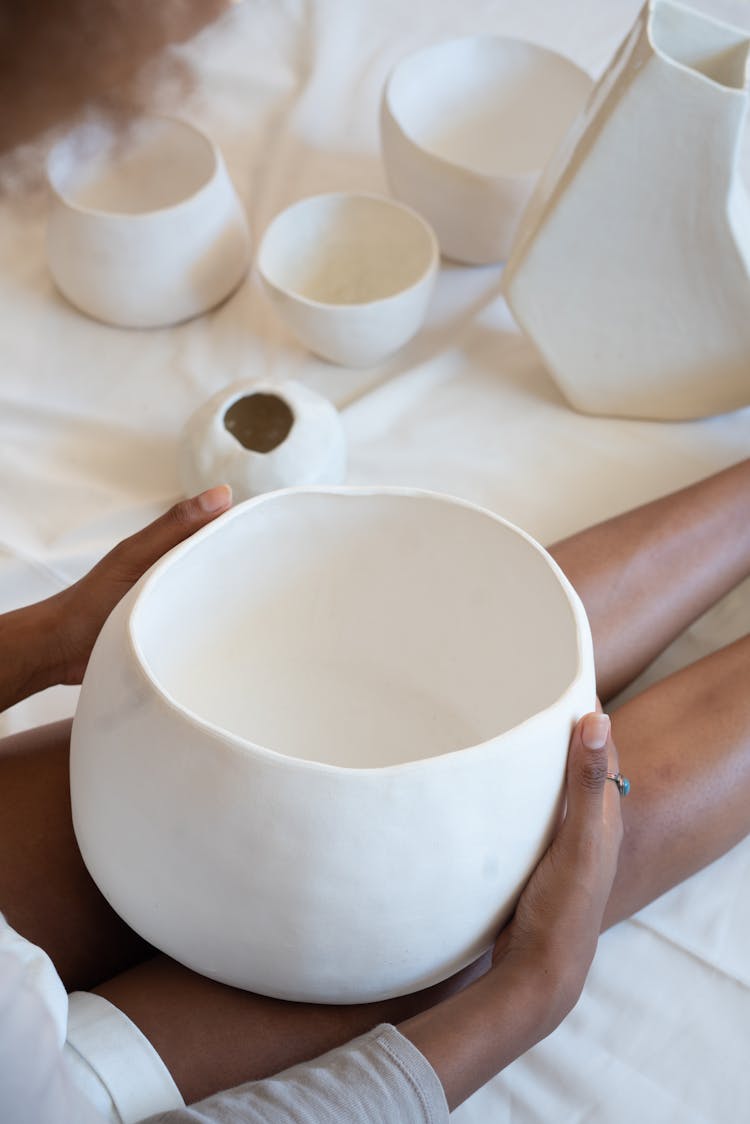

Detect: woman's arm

[0,599,66,714]
[398,712,622,1110]
[0,486,231,714]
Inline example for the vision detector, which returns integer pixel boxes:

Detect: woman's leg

[549,458,750,700]
[93,951,491,1105]
[0,719,155,991]
[604,631,750,926]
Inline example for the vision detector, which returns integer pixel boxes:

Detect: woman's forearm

[0,599,65,713]
[398,954,562,1111]
[0,489,232,717]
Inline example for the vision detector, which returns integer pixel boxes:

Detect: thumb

[554,712,623,928]
[91,485,233,585]
[562,712,617,840]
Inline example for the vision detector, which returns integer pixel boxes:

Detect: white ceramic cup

[70,486,595,1004]
[46,116,251,328]
[257,192,439,366]
[381,36,592,264]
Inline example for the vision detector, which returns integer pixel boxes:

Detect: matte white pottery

[70,487,595,1003]
[179,379,347,500]
[503,0,750,420]
[381,36,592,265]
[257,193,438,366]
[47,117,251,328]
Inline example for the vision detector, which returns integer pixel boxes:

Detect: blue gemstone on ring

[607,771,630,796]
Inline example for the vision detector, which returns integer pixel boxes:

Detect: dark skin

[2,461,750,1109]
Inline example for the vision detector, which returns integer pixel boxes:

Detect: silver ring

[606,771,630,797]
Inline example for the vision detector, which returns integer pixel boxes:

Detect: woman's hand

[398,712,624,1110]
[0,486,232,712]
[492,712,623,1019]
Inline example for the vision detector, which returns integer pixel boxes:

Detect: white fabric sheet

[1,0,749,1119]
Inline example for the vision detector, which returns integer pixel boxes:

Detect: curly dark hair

[0,0,228,152]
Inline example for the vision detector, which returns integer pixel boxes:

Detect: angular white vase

[503,0,750,420]
[70,488,594,1003]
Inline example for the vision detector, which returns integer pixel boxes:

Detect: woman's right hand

[492,712,624,1024]
[398,712,624,1111]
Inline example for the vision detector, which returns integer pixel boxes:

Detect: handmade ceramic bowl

[70,487,595,1003]
[381,36,592,264]
[257,192,439,366]
[46,116,251,327]
[179,379,347,500]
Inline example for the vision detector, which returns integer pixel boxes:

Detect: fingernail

[582,713,610,750]
[197,484,232,513]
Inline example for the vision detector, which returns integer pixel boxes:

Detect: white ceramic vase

[70,487,594,1003]
[503,0,750,420]
[47,117,251,328]
[179,380,347,500]
[381,36,592,264]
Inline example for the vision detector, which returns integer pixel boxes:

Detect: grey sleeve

[142,1024,449,1124]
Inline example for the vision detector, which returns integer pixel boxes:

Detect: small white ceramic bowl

[46,116,251,327]
[257,192,439,366]
[381,36,592,264]
[71,487,594,1004]
[179,379,347,500]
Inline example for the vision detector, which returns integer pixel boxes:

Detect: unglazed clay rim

[127,485,591,775]
[256,192,440,311]
[46,115,223,221]
[383,35,593,185]
[647,0,750,94]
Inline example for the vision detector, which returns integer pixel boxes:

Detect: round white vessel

[178,380,347,501]
[46,116,250,328]
[70,487,595,1003]
[257,193,438,366]
[381,36,592,264]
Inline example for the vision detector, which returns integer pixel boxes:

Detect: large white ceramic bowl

[257,192,439,366]
[381,36,593,264]
[70,487,595,1003]
[46,116,251,327]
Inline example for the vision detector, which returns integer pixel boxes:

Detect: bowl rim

[46,114,224,221]
[382,34,593,185]
[256,191,440,310]
[125,484,594,776]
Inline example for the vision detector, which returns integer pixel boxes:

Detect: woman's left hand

[0,486,232,710]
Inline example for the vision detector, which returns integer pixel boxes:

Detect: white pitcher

[503,0,750,420]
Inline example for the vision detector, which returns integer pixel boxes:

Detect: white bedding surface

[1,0,749,1119]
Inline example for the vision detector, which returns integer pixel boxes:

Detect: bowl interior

[387,37,592,177]
[47,117,217,215]
[132,491,582,769]
[258,194,436,305]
